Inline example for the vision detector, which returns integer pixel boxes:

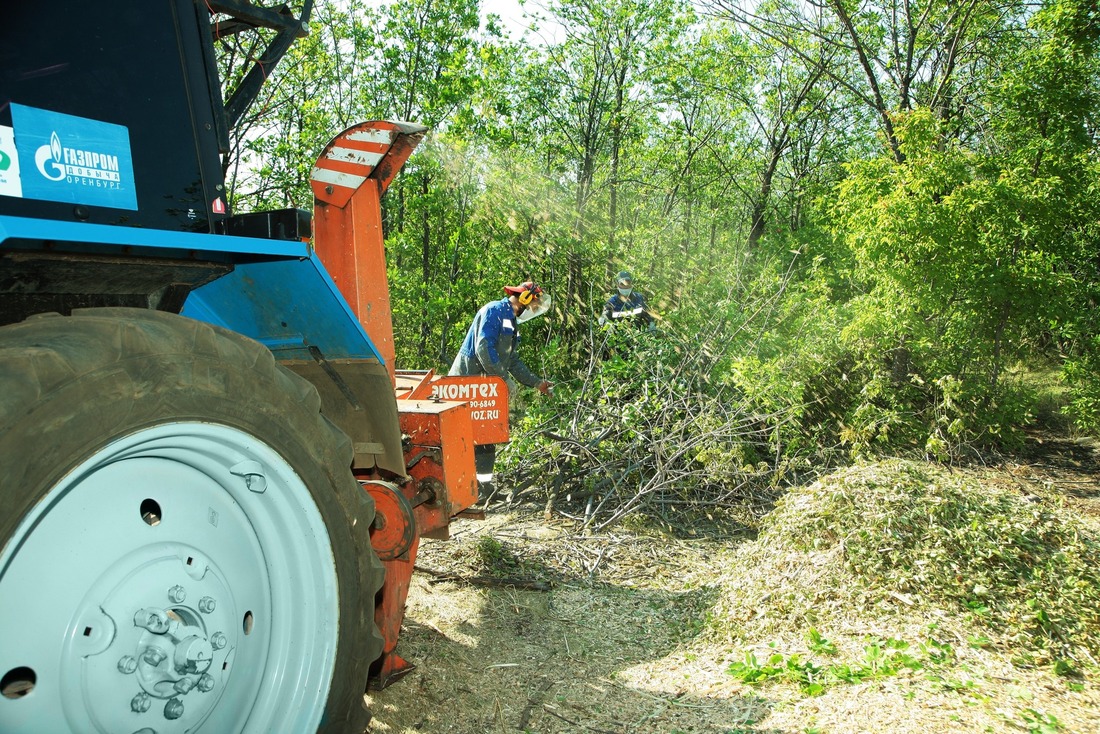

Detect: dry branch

[415,565,552,591]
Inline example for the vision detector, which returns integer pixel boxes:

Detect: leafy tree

[367,0,488,365]
[212,0,1100,487]
[220,1,371,211]
[824,0,1099,455]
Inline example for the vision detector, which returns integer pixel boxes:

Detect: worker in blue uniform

[450,280,553,497]
[599,270,655,330]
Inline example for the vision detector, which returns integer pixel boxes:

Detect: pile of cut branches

[499,325,792,530]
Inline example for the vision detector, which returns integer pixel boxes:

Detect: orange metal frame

[396,370,510,445]
[311,121,504,688]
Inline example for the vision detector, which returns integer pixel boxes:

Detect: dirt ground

[365,436,1100,734]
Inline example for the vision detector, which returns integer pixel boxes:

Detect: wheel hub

[0,422,341,733]
[67,546,238,732]
[128,604,222,709]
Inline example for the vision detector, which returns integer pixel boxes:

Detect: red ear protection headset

[518,286,539,305]
[506,281,542,305]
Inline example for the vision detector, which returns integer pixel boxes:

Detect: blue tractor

[0,2,485,732]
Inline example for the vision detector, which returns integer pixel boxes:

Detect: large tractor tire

[0,308,384,734]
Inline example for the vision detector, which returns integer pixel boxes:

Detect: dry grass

[366,440,1100,734]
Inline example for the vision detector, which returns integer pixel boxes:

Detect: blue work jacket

[449,298,541,388]
[602,291,653,327]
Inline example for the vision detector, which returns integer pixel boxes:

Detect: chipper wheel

[0,308,384,734]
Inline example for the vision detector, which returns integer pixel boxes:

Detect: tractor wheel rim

[0,422,339,734]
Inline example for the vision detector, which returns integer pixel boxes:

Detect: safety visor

[516,293,551,322]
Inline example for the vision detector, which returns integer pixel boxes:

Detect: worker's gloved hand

[536,379,553,395]
[598,315,607,326]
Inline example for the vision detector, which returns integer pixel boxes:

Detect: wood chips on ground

[366,438,1100,734]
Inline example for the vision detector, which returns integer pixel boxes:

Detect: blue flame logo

[34,131,66,181]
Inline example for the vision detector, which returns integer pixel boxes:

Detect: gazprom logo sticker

[11,103,137,210]
[36,132,67,182]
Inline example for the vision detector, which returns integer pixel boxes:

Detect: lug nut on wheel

[168,585,187,603]
[142,646,167,666]
[117,655,138,674]
[198,596,216,614]
[131,692,152,713]
[135,608,171,634]
[164,697,185,720]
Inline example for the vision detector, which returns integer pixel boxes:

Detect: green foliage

[1062,337,1100,435]
[223,0,386,211]
[822,107,1086,455]
[714,0,1099,461]
[217,0,1100,473]
[727,632,944,695]
[806,628,837,655]
[475,535,506,566]
[723,250,856,463]
[1016,708,1066,734]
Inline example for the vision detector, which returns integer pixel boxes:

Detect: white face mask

[618,287,633,297]
[516,294,551,323]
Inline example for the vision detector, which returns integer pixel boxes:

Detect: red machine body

[310,122,503,687]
